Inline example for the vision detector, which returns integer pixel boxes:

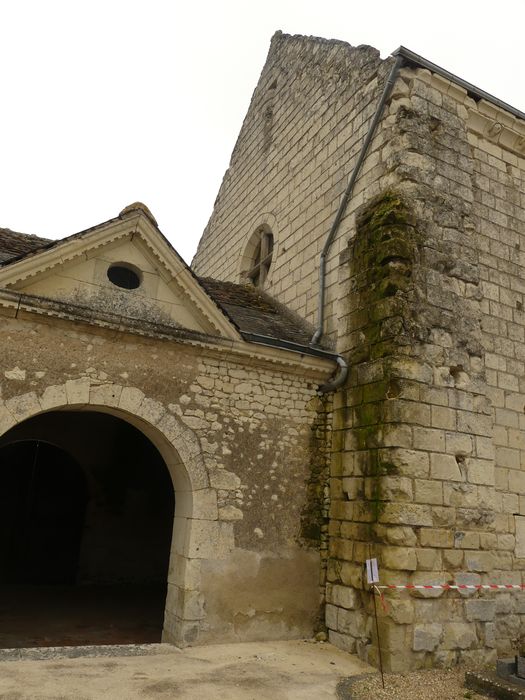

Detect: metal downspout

[311,54,404,394]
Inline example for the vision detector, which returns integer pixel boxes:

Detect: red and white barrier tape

[375,583,525,590]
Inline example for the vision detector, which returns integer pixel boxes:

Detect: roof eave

[393,45,525,122]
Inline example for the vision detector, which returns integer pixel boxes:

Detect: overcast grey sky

[1,0,523,263]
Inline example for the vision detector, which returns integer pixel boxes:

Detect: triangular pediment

[0,207,240,340]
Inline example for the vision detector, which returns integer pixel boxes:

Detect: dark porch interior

[0,411,175,647]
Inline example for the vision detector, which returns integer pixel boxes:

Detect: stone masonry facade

[0,287,333,646]
[193,33,525,670]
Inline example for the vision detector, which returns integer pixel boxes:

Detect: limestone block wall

[469,93,525,655]
[326,65,525,670]
[193,32,393,342]
[0,310,331,645]
[191,30,525,669]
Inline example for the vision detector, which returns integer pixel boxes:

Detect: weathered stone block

[338,608,367,638]
[443,549,464,569]
[379,503,433,527]
[445,432,474,455]
[413,427,445,452]
[330,538,354,561]
[443,622,477,649]
[186,519,233,560]
[136,397,165,425]
[329,500,354,521]
[378,447,429,478]
[430,453,463,481]
[414,479,443,505]
[433,650,457,668]
[457,411,493,436]
[208,469,241,491]
[466,458,495,486]
[383,525,417,547]
[413,623,442,651]
[390,358,432,383]
[40,383,68,410]
[325,603,338,630]
[496,614,520,638]
[431,506,456,527]
[454,572,481,597]
[157,412,188,448]
[0,404,16,435]
[328,584,359,610]
[416,548,442,571]
[465,551,494,572]
[461,649,497,667]
[420,528,454,548]
[119,386,145,413]
[515,516,525,558]
[388,599,414,624]
[410,571,449,598]
[377,476,413,501]
[176,489,218,520]
[5,391,41,421]
[485,623,496,648]
[382,424,413,448]
[480,533,498,550]
[65,378,90,404]
[454,531,480,550]
[381,546,417,571]
[465,599,495,622]
[340,562,363,588]
[89,383,122,407]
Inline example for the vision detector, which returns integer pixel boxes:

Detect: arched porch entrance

[0,409,176,648]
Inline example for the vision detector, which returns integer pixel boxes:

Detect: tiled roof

[0,228,324,352]
[0,229,52,264]
[199,277,321,348]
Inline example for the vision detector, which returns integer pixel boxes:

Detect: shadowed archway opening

[0,440,87,585]
[0,410,175,648]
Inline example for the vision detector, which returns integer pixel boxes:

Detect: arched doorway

[0,410,175,648]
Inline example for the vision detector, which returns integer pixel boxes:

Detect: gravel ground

[348,669,489,700]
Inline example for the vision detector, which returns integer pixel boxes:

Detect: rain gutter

[241,332,347,392]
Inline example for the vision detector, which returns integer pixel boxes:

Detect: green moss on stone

[345,191,421,524]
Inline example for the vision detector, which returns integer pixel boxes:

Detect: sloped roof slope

[0,229,52,264]
[199,277,320,348]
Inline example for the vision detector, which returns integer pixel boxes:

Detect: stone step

[466,670,525,699]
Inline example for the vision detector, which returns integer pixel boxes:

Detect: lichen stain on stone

[232,416,311,551]
[86,288,178,326]
[0,315,197,401]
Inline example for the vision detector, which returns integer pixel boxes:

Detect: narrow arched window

[247,228,274,288]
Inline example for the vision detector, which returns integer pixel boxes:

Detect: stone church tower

[193,32,525,670]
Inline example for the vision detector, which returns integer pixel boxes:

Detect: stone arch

[0,379,223,646]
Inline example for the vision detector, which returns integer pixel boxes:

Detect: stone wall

[192,32,391,342]
[192,31,525,669]
[0,309,331,645]
[470,84,525,655]
[327,66,525,669]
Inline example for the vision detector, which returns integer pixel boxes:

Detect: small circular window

[107,264,141,290]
